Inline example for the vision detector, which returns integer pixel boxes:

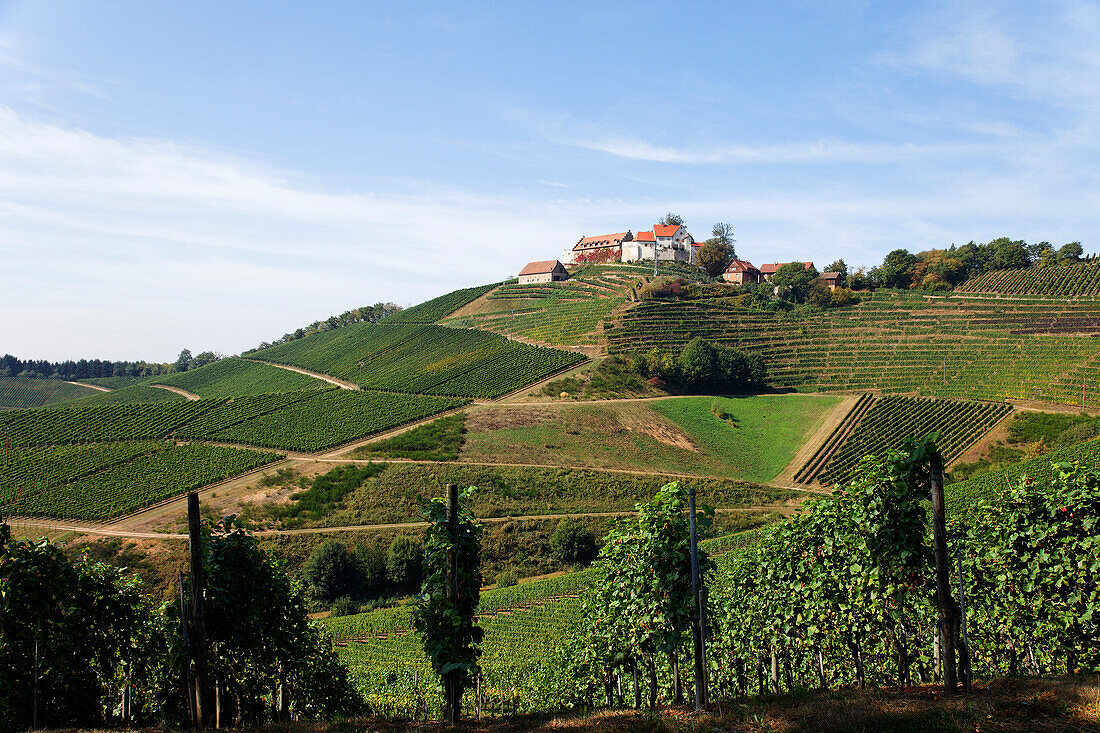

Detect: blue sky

[2,1,1100,360]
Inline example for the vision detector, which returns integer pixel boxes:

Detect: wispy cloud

[565,136,982,165]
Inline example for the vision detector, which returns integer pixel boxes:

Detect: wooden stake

[957,550,973,693]
[930,451,958,694]
[187,492,210,724]
[688,485,707,710]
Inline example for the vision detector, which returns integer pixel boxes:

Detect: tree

[174,348,193,373]
[697,242,731,277]
[658,212,684,227]
[878,249,919,289]
[386,535,424,594]
[1058,241,1084,263]
[771,262,820,302]
[989,237,1030,270]
[300,540,363,603]
[551,519,599,565]
[710,222,735,248]
[824,259,848,281]
[189,351,222,369]
[354,543,387,598]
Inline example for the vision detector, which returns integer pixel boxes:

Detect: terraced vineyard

[192,389,468,452]
[148,357,324,397]
[0,400,218,447]
[0,441,281,519]
[251,323,585,399]
[174,389,334,439]
[957,261,1100,297]
[817,396,1012,486]
[608,291,1100,407]
[384,283,501,324]
[945,436,1100,515]
[0,377,100,409]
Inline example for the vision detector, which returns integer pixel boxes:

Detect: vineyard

[251,323,586,399]
[49,383,188,407]
[608,291,1100,407]
[322,528,756,717]
[957,261,1100,296]
[384,283,501,324]
[816,396,1012,486]
[1,441,281,519]
[945,435,1100,515]
[0,377,100,409]
[0,400,218,447]
[189,389,468,452]
[148,357,324,397]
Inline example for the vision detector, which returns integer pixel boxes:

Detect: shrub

[329,596,359,617]
[495,570,517,587]
[301,540,364,603]
[354,543,388,598]
[551,518,598,566]
[386,535,424,593]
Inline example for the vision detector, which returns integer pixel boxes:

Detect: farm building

[518,260,569,284]
[722,258,761,284]
[759,262,815,282]
[821,272,844,290]
[568,231,633,264]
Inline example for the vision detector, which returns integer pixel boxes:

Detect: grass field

[459,395,839,482]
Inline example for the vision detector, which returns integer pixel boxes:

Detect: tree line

[242,302,402,355]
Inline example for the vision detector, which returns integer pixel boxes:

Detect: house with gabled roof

[722,258,761,285]
[759,262,815,282]
[518,260,569,284]
[621,223,700,264]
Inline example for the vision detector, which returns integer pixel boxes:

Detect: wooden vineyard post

[445,483,460,724]
[32,639,39,730]
[688,485,708,710]
[957,550,973,693]
[177,567,194,721]
[187,492,210,725]
[929,451,958,694]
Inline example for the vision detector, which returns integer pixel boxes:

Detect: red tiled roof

[519,260,564,276]
[724,258,759,273]
[759,262,814,274]
[635,231,656,242]
[653,224,681,238]
[573,232,630,251]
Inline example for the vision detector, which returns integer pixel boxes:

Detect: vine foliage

[413,485,483,721]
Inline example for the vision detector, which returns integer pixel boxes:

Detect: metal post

[688,486,706,710]
[930,451,958,694]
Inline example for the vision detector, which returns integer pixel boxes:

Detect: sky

[2,1,1100,361]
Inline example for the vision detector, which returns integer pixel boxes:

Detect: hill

[0,376,102,409]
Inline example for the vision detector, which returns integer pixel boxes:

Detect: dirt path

[150,384,201,401]
[10,505,796,541]
[67,381,111,393]
[241,358,360,390]
[773,395,859,486]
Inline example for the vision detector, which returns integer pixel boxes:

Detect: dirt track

[241,358,360,390]
[149,384,201,400]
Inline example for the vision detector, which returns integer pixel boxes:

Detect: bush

[301,540,364,603]
[329,596,359,617]
[495,570,518,587]
[386,535,424,593]
[551,518,598,566]
[354,543,387,598]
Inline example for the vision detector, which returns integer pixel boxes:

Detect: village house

[821,272,844,290]
[518,260,569,284]
[758,262,815,282]
[722,258,761,285]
